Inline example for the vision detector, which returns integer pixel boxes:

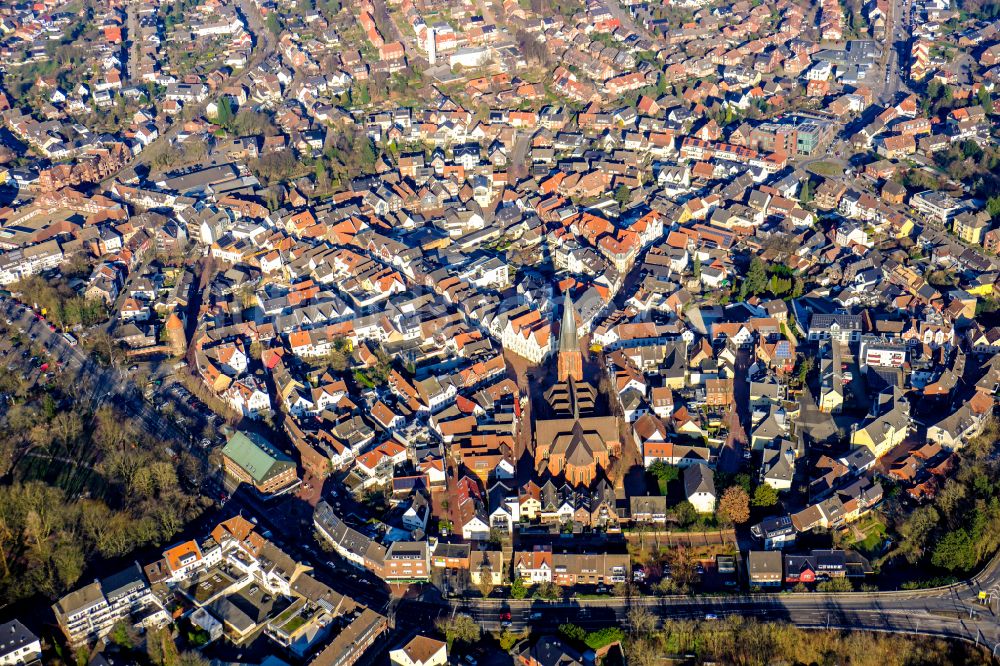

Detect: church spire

[557,292,583,383]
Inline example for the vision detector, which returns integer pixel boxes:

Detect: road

[716,348,749,474]
[126,0,140,85]
[408,553,1000,654]
[508,131,532,181]
[1,297,196,452]
[878,0,912,104]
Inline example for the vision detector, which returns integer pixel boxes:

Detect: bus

[62,332,78,346]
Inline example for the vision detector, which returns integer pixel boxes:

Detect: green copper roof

[558,292,579,353]
[222,431,295,484]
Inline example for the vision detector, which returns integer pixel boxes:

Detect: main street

[410,553,1000,654]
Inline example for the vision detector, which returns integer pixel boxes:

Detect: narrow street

[125,0,140,84]
[717,348,750,474]
[508,131,532,181]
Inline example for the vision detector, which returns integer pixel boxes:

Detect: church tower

[557,294,583,383]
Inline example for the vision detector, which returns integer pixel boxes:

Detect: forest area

[887,418,1000,577]
[0,364,211,604]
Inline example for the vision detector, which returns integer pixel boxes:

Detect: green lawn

[645,472,669,496]
[280,614,307,634]
[14,452,109,502]
[806,161,844,177]
[846,516,888,556]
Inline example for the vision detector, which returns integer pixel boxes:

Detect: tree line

[625,615,990,666]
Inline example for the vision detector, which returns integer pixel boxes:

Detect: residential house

[747,550,783,587]
[683,465,716,514]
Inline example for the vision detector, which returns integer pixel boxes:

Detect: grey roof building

[0,620,40,665]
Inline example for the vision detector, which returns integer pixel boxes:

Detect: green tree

[796,356,814,386]
[744,257,768,297]
[718,472,752,494]
[927,79,942,102]
[434,613,480,648]
[315,160,331,191]
[51,540,85,589]
[816,577,854,592]
[987,195,1000,220]
[671,500,697,527]
[614,184,631,206]
[497,629,523,651]
[147,627,179,666]
[931,528,977,572]
[752,483,779,508]
[791,277,804,298]
[108,621,133,648]
[978,87,994,115]
[768,275,792,296]
[355,84,370,106]
[265,12,282,36]
[648,460,679,485]
[532,581,561,600]
[510,576,528,599]
[585,627,626,649]
[213,97,234,129]
[355,134,376,172]
[897,505,940,563]
[800,178,812,203]
[559,623,587,643]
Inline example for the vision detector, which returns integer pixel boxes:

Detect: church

[534,295,621,487]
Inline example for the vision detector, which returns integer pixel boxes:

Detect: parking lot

[0,305,77,395]
[159,380,226,447]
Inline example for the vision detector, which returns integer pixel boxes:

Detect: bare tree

[627,606,656,635]
[717,486,750,526]
[477,563,496,598]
